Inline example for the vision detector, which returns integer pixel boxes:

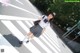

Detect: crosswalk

[0,19,73,53]
[25,21,60,52]
[0,0,73,53]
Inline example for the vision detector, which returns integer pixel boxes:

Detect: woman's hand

[38,17,42,20]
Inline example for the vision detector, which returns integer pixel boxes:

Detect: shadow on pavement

[3,34,21,47]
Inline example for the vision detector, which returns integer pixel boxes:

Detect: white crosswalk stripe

[25,21,60,53]
[0,20,73,53]
[16,21,53,53]
[27,21,73,53]
[1,20,41,53]
[16,0,24,5]
[29,21,59,44]
[0,0,73,53]
[0,33,19,53]
[28,21,60,48]
[44,32,60,48]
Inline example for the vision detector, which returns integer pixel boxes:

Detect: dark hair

[47,11,56,17]
[47,11,56,22]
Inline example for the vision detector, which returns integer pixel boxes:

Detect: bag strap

[42,15,45,19]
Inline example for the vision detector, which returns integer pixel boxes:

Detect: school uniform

[30,15,50,37]
[19,15,50,44]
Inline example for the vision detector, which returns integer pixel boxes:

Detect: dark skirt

[30,25,43,37]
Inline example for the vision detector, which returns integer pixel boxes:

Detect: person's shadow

[3,34,21,47]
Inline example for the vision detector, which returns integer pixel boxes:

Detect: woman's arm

[38,17,42,20]
[38,15,45,20]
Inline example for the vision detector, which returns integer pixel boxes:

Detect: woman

[19,12,56,44]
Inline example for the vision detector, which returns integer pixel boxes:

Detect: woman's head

[47,12,56,20]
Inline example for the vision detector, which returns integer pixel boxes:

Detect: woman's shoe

[26,40,29,43]
[19,41,23,44]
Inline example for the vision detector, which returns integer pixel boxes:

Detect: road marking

[40,36,60,53]
[29,21,60,48]
[29,21,73,53]
[0,33,19,53]
[2,3,40,17]
[17,21,53,53]
[16,0,24,5]
[1,20,41,53]
[46,27,60,45]
[16,21,30,33]
[0,15,37,21]
[44,32,60,47]
[25,21,60,52]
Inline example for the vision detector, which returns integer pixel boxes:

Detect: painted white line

[25,21,58,44]
[43,30,60,47]
[17,21,53,53]
[29,21,60,48]
[0,33,19,53]
[40,36,59,53]
[44,26,73,53]
[30,21,34,25]
[45,27,59,45]
[43,33,60,52]
[2,3,40,17]
[16,0,24,5]
[25,21,60,52]
[16,21,30,33]
[0,0,40,17]
[34,37,53,53]
[0,15,38,21]
[27,21,73,53]
[25,21,33,27]
[23,42,41,53]
[1,20,24,41]
[44,32,60,48]
[1,20,41,53]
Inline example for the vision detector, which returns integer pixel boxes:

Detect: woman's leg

[27,32,34,40]
[27,32,33,39]
[19,32,34,44]
[27,32,33,36]
[23,32,34,43]
[22,32,33,42]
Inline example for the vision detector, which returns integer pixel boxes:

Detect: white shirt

[39,15,50,28]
